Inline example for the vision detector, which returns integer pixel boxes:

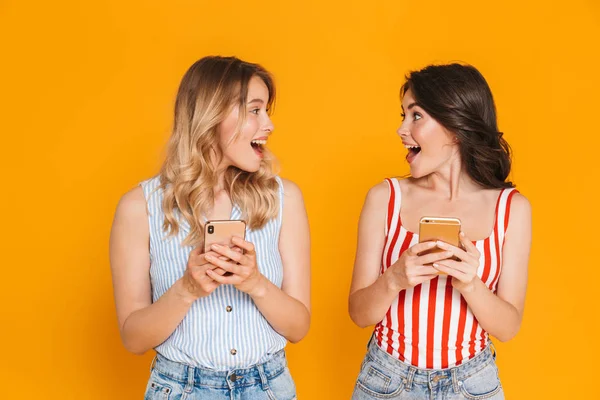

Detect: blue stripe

[140,176,287,370]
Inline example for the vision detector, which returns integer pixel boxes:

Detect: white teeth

[404,144,420,149]
[251,140,267,145]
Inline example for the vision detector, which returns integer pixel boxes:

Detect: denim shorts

[351,337,504,400]
[144,350,296,400]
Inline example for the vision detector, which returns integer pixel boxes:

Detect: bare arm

[206,179,311,343]
[434,194,532,342]
[349,182,444,328]
[110,187,220,354]
[348,183,398,327]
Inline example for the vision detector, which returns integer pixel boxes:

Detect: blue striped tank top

[140,176,287,370]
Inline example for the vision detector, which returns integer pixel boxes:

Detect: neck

[425,157,480,201]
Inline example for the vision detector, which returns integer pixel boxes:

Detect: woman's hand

[204,236,268,297]
[386,241,453,291]
[181,248,227,300]
[432,232,481,293]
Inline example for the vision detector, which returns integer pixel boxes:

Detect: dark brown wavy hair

[402,63,514,189]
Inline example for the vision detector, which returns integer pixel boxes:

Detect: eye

[250,108,260,115]
[414,112,422,121]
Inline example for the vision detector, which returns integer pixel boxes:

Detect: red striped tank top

[373,178,518,369]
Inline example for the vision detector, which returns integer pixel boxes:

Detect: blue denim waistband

[151,349,288,390]
[367,336,496,389]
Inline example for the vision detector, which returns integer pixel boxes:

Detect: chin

[234,161,262,174]
[409,166,430,179]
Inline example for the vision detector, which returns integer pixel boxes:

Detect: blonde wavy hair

[158,56,279,247]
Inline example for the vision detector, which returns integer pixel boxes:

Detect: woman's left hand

[204,236,267,297]
[432,232,481,293]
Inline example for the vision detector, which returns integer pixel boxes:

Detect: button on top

[226,306,232,312]
[229,374,237,382]
[230,349,237,355]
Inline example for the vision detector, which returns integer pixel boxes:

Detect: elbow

[121,331,151,356]
[349,312,369,329]
[494,320,522,343]
[287,317,310,344]
[122,338,149,356]
[286,308,311,344]
[124,340,152,355]
[348,302,372,329]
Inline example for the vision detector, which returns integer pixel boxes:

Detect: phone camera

[207,225,214,234]
[425,219,430,223]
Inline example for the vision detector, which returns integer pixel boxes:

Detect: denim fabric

[144,350,296,400]
[352,337,504,400]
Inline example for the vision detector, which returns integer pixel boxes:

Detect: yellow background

[1,0,598,398]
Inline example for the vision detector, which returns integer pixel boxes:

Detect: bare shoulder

[510,192,532,218]
[115,185,148,221]
[279,178,303,199]
[365,180,389,205]
[506,191,532,234]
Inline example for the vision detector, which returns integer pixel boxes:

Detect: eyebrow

[247,98,265,104]
[401,102,421,112]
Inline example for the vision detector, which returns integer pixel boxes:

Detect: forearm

[250,276,311,343]
[120,278,195,354]
[349,270,399,328]
[461,278,522,342]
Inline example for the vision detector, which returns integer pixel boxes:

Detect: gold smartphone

[204,219,247,254]
[418,217,462,271]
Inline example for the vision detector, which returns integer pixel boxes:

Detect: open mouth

[250,139,267,157]
[405,144,421,163]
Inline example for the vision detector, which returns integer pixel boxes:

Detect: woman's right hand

[386,241,454,291]
[181,248,227,300]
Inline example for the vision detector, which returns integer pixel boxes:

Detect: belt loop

[489,341,497,360]
[149,353,157,373]
[256,363,270,391]
[184,365,195,394]
[451,368,460,394]
[404,367,416,392]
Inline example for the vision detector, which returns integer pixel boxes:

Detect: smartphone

[418,217,462,270]
[204,219,247,254]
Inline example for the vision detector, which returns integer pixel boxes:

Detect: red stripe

[396,232,413,360]
[490,209,502,292]
[504,190,518,231]
[385,179,395,233]
[455,296,468,365]
[381,179,395,274]
[479,240,491,344]
[397,291,406,361]
[375,323,382,346]
[411,284,422,365]
[468,318,478,356]
[386,206,402,271]
[426,277,438,368]
[480,238,491,284]
[440,279,453,368]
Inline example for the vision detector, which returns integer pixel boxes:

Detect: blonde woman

[109,56,310,400]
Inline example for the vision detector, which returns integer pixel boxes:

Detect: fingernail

[205,254,213,260]
[460,231,465,237]
[437,241,446,248]
[429,242,436,247]
[433,263,439,268]
[211,244,220,249]
[446,251,453,257]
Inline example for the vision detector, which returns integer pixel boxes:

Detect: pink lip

[252,136,268,141]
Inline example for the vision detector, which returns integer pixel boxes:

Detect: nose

[397,119,410,137]
[263,115,274,134]
[397,126,410,138]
